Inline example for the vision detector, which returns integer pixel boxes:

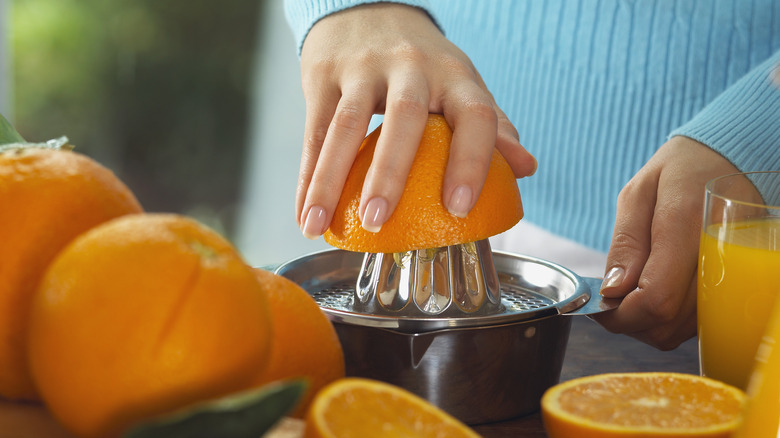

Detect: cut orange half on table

[541,372,746,438]
[303,378,480,438]
[324,114,523,253]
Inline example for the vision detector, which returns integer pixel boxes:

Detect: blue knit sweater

[284,0,780,252]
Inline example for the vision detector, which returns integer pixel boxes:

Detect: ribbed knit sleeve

[670,50,780,173]
[429,0,780,252]
[283,0,438,55]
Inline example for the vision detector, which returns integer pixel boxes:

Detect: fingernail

[301,205,327,240]
[361,197,388,233]
[600,266,625,292]
[447,185,473,218]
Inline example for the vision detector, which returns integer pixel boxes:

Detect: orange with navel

[324,114,523,253]
[541,372,746,438]
[252,268,345,417]
[0,142,143,400]
[27,213,272,438]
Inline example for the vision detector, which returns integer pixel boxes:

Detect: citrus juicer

[275,240,620,424]
[276,113,619,423]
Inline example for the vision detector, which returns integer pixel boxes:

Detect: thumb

[600,176,657,298]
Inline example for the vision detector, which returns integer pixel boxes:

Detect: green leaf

[123,380,308,438]
[0,114,75,153]
[0,113,25,145]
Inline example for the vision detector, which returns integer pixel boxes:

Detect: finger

[358,74,430,232]
[593,276,698,350]
[470,73,536,179]
[296,84,340,226]
[599,172,657,298]
[594,175,702,344]
[494,105,537,178]
[300,85,377,239]
[440,83,498,218]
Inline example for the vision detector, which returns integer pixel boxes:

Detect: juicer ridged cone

[353,238,502,317]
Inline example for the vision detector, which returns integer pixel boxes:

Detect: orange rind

[324,114,522,253]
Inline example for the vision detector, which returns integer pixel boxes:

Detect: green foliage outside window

[12,0,261,237]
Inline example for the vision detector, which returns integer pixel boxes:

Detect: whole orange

[0,146,143,400]
[252,268,345,417]
[27,213,272,438]
[324,113,523,253]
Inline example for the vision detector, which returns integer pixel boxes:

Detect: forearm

[670,49,780,173]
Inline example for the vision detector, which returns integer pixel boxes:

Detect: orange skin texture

[27,214,272,438]
[542,412,736,438]
[252,268,345,418]
[542,417,734,438]
[0,147,143,400]
[324,114,523,253]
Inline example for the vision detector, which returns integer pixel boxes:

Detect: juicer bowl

[275,248,618,424]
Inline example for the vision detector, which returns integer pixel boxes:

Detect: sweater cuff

[669,49,780,173]
[283,0,438,56]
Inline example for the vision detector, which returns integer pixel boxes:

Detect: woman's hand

[295,3,536,239]
[593,136,740,350]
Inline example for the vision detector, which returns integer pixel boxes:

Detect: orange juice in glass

[698,171,780,390]
[732,289,780,437]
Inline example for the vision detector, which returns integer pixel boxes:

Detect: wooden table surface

[0,317,699,438]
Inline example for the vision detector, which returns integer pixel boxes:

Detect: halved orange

[303,378,480,438]
[324,114,523,253]
[541,372,746,438]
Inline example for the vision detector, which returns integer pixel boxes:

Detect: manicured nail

[447,185,473,218]
[301,205,326,240]
[600,266,625,293]
[361,197,388,233]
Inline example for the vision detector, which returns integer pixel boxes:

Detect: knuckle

[438,53,476,78]
[302,58,338,84]
[636,284,678,326]
[497,117,520,140]
[310,172,343,203]
[296,173,311,191]
[330,104,365,134]
[390,41,428,64]
[462,99,497,123]
[656,196,701,228]
[303,126,328,153]
[387,91,427,115]
[616,179,640,205]
[368,160,408,187]
[610,230,645,253]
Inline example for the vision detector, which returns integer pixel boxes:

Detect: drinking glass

[698,171,780,390]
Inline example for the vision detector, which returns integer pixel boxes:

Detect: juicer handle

[563,277,622,316]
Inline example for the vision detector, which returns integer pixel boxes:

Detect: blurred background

[0,0,330,266]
